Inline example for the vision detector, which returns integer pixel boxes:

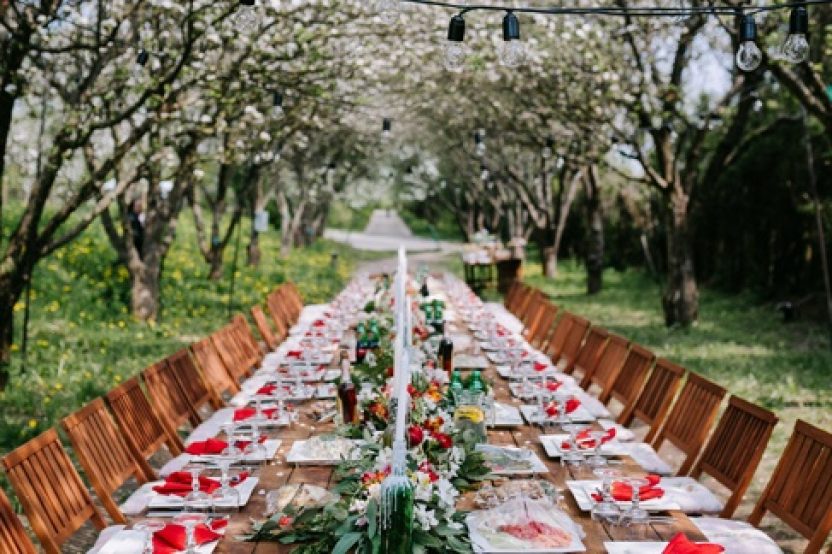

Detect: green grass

[0,212,362,457]
[524,259,832,548]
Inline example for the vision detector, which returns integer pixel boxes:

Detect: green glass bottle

[469,370,484,392]
[448,371,464,405]
[379,475,414,554]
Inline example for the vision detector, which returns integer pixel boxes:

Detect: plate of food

[475,444,549,475]
[285,436,361,466]
[539,433,627,458]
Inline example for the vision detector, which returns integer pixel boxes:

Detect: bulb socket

[136,49,149,66]
[738,14,757,42]
[448,14,465,43]
[789,5,809,35]
[382,118,392,133]
[273,91,283,107]
[503,11,520,42]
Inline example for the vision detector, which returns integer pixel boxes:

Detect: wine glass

[221,423,243,458]
[592,467,622,525]
[561,423,587,467]
[183,468,211,511]
[210,457,241,513]
[620,477,651,528]
[173,512,207,554]
[587,429,609,468]
[133,519,165,554]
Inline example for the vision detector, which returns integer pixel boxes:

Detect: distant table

[463,257,522,296]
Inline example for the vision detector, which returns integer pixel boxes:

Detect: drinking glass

[210,457,241,512]
[620,477,651,527]
[173,512,207,554]
[133,519,165,554]
[587,429,609,468]
[561,423,587,466]
[592,467,622,525]
[183,468,211,511]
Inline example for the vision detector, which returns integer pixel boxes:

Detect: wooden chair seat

[689,396,778,518]
[618,358,685,444]
[106,377,183,461]
[605,343,656,408]
[191,337,240,398]
[251,304,280,351]
[0,486,37,554]
[748,420,832,553]
[651,372,726,475]
[557,315,591,373]
[61,398,155,523]
[582,333,629,394]
[2,429,108,554]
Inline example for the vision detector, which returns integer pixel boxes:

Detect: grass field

[523,259,832,550]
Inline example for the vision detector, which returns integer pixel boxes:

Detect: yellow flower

[37,339,49,348]
[10,344,19,352]
[54,383,63,391]
[28,419,37,429]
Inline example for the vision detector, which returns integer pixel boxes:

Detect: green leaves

[332,532,362,554]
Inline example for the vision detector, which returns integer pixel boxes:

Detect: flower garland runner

[243,272,492,553]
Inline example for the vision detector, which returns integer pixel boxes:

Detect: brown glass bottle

[337,350,358,424]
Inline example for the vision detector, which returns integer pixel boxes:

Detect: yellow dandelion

[28,419,37,429]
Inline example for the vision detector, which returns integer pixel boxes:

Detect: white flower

[350,498,368,513]
[413,472,433,502]
[436,478,459,509]
[414,504,439,531]
[367,483,381,501]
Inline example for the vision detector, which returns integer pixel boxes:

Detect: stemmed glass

[183,467,211,511]
[561,423,587,467]
[591,467,622,525]
[210,457,241,513]
[552,392,572,426]
[620,477,651,528]
[133,519,165,554]
[243,422,269,470]
[587,429,609,468]
[221,423,243,459]
[173,512,207,554]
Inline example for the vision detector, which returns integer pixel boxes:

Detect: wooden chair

[748,420,832,553]
[518,289,544,327]
[618,358,685,444]
[61,398,155,523]
[528,302,558,350]
[0,486,38,554]
[191,336,240,398]
[508,284,534,318]
[142,359,201,440]
[167,348,221,412]
[688,396,778,518]
[212,323,256,382]
[252,304,280,351]
[581,333,629,394]
[521,300,547,341]
[106,377,183,461]
[266,291,291,342]
[604,343,656,408]
[650,373,726,475]
[558,315,592,373]
[2,429,108,554]
[280,283,303,324]
[233,313,264,358]
[503,281,523,310]
[544,311,572,359]
[568,326,609,378]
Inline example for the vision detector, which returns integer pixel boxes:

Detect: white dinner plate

[539,434,628,458]
[519,404,596,424]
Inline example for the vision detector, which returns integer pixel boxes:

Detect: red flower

[277,515,293,528]
[408,425,424,447]
[432,432,453,449]
[424,416,444,433]
[418,461,439,482]
[386,366,394,377]
[407,384,421,398]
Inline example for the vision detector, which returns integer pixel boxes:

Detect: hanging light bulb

[782,5,810,64]
[499,11,525,68]
[382,118,392,139]
[271,92,284,119]
[233,0,259,32]
[474,129,486,157]
[444,14,467,72]
[480,163,489,182]
[376,0,401,25]
[735,14,762,72]
[542,137,554,159]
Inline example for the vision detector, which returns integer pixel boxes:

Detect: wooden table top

[139,318,708,554]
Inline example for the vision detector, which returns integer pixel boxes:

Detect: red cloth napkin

[185,436,267,455]
[544,398,581,417]
[545,380,562,392]
[662,533,725,554]
[561,427,616,450]
[152,519,228,554]
[233,407,278,422]
[592,474,664,502]
[152,472,221,497]
[534,361,549,371]
[286,350,302,359]
[312,319,326,327]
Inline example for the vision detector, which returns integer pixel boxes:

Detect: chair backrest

[559,315,592,373]
[651,372,726,475]
[518,289,544,326]
[266,290,291,341]
[529,302,558,349]
[507,283,532,317]
[61,397,154,524]
[167,348,218,412]
[504,281,523,309]
[582,333,629,393]
[2,429,107,554]
[618,357,685,444]
[606,343,656,407]
[570,326,609,378]
[106,377,183,460]
[251,304,280,351]
[545,311,572,359]
[191,337,240,397]
[142,359,200,432]
[748,420,832,554]
[212,323,254,382]
[232,313,263,360]
[689,396,778,518]
[0,486,37,554]
[285,281,304,315]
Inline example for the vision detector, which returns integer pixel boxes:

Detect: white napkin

[598,419,636,442]
[691,517,784,554]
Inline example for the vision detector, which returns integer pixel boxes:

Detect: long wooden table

[140,312,708,553]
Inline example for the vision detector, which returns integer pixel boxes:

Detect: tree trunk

[661,185,699,326]
[542,246,558,278]
[130,262,161,321]
[0,286,14,390]
[208,247,223,280]
[585,167,604,295]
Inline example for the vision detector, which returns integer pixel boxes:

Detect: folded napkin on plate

[185,436,266,455]
[533,361,550,371]
[153,519,227,554]
[152,472,221,497]
[233,407,278,422]
[545,380,563,392]
[256,384,294,396]
[312,319,326,327]
[544,398,581,417]
[561,427,615,450]
[662,532,725,553]
[592,474,664,502]
[285,350,303,359]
